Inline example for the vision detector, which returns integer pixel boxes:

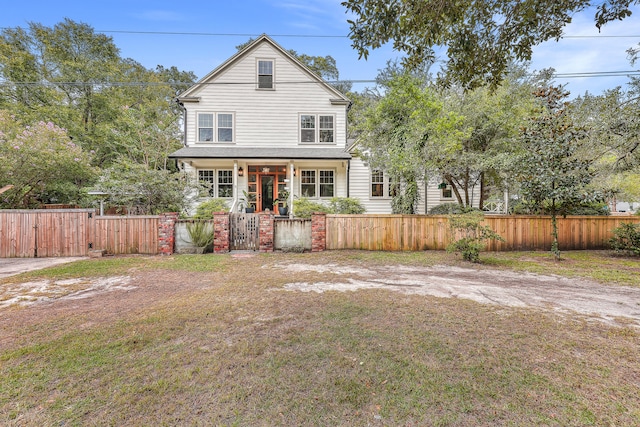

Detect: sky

[2,0,639,97]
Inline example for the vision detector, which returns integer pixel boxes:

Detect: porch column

[289,162,295,218]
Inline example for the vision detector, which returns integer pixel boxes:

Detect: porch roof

[169,146,352,160]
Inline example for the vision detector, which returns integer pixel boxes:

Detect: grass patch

[1,251,639,425]
[483,250,640,287]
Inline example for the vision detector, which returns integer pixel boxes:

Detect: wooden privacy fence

[94,216,159,255]
[0,209,159,257]
[325,214,640,251]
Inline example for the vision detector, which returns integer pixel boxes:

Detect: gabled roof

[177,34,350,102]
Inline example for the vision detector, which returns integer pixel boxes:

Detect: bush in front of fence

[446,211,505,263]
[609,222,640,256]
[193,199,229,219]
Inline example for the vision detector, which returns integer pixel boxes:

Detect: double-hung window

[198,169,233,198]
[198,114,214,142]
[198,170,216,196]
[217,113,233,142]
[300,169,335,198]
[299,114,335,143]
[257,60,274,89]
[371,170,384,197]
[197,112,234,143]
[217,170,233,197]
[300,170,316,197]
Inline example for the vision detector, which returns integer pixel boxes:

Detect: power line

[2,26,639,39]
[1,70,639,88]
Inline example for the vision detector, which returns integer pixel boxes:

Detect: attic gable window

[257,59,274,89]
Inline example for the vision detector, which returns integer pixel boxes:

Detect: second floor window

[300,114,335,143]
[198,114,214,142]
[197,112,234,143]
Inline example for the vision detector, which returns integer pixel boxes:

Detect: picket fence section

[325,215,640,252]
[0,210,159,257]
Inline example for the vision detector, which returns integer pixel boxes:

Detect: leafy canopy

[342,0,639,89]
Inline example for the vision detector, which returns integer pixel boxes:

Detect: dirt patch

[0,276,134,308]
[277,263,640,327]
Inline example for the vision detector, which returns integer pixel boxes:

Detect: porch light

[238,167,244,177]
[293,168,297,177]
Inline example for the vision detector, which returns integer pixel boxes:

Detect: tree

[95,158,198,215]
[0,110,97,208]
[342,0,639,89]
[356,70,467,213]
[512,86,594,259]
[0,19,195,168]
[438,66,541,208]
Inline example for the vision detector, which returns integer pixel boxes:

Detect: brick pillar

[158,212,179,255]
[213,212,230,253]
[311,212,327,252]
[259,212,275,252]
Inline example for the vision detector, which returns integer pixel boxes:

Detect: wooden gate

[229,213,259,251]
[0,209,95,257]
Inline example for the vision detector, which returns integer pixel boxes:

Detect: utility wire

[1,27,640,39]
[2,71,640,88]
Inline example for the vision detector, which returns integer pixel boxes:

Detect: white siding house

[169,35,481,215]
[169,35,351,214]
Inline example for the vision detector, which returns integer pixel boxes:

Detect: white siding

[184,43,347,149]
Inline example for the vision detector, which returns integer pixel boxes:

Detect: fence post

[158,212,178,255]
[311,212,327,252]
[259,211,275,252]
[213,212,230,253]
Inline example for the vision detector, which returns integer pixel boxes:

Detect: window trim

[257,58,275,90]
[196,111,235,143]
[299,114,336,144]
[299,169,335,199]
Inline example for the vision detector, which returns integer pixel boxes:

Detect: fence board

[94,216,159,255]
[326,215,640,252]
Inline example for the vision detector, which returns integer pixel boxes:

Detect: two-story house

[169,35,351,214]
[170,35,481,215]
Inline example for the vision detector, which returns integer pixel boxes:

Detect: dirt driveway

[278,263,640,327]
[1,255,638,329]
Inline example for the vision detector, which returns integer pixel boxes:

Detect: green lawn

[1,251,638,426]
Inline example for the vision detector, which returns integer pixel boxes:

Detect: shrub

[328,197,365,214]
[186,220,214,250]
[446,211,505,263]
[293,198,330,219]
[429,203,478,215]
[194,198,229,219]
[609,222,640,256]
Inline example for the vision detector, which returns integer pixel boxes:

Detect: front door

[260,175,275,212]
[247,165,287,212]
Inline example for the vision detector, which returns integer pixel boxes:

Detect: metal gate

[229,213,259,251]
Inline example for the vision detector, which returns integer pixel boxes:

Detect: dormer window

[257,59,274,89]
